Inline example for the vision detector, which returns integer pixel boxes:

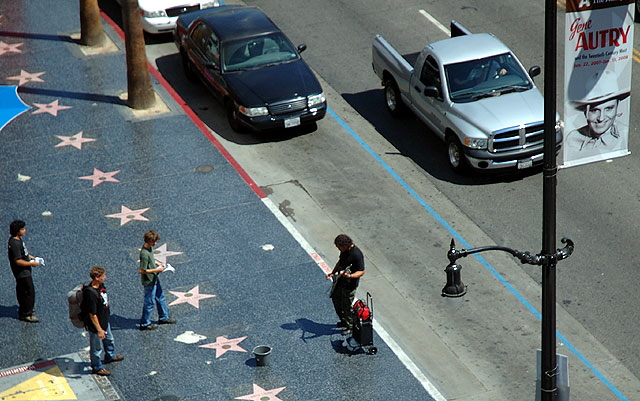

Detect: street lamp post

[443,1,563,400]
[542,0,559,398]
[443,0,565,399]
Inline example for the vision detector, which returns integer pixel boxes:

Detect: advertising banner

[563,0,634,168]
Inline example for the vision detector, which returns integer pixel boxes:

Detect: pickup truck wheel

[181,52,197,83]
[446,135,467,173]
[384,78,407,117]
[226,102,246,133]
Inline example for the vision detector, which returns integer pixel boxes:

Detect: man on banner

[564,69,630,160]
[563,0,634,167]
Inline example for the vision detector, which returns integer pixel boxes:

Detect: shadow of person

[281,318,336,342]
[109,314,142,331]
[0,304,18,319]
[52,355,86,378]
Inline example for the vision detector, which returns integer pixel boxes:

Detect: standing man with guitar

[326,234,365,333]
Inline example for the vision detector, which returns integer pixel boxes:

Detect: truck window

[420,55,442,97]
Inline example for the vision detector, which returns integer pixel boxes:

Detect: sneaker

[139,324,157,331]
[105,355,124,363]
[158,318,176,325]
[20,315,39,323]
[92,368,110,376]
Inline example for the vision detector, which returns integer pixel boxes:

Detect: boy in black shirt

[82,266,124,376]
[7,220,42,322]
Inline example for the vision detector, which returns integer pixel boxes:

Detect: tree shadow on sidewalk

[0,30,75,43]
[18,86,126,106]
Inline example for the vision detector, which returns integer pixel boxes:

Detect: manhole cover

[195,165,214,173]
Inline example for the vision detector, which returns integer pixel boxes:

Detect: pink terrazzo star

[32,99,72,116]
[169,285,216,308]
[6,70,45,86]
[153,243,184,265]
[105,205,150,226]
[199,336,248,358]
[55,131,97,150]
[235,384,286,401]
[79,168,120,187]
[0,41,23,55]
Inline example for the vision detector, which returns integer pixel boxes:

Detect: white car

[116,0,219,34]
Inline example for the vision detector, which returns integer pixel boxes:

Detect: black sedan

[174,5,327,132]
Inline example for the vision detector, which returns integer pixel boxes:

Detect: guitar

[328,264,352,298]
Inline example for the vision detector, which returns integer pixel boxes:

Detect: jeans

[140,279,169,327]
[89,323,115,371]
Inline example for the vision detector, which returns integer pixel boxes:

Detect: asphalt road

[110,0,640,393]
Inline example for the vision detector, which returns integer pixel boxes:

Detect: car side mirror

[297,43,307,53]
[528,66,541,79]
[423,86,440,98]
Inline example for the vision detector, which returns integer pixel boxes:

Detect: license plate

[284,117,301,128]
[517,159,533,169]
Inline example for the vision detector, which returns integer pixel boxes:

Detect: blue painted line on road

[327,106,629,401]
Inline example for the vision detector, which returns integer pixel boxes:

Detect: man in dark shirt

[326,234,365,332]
[82,266,124,376]
[7,220,42,322]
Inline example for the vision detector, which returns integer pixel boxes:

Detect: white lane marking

[419,9,450,36]
[261,197,448,401]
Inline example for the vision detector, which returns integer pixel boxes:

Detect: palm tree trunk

[79,0,106,46]
[122,0,156,109]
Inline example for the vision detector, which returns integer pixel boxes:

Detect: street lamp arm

[446,237,574,267]
[447,239,544,266]
[442,237,574,300]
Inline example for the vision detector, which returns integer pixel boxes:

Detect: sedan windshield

[445,53,533,103]
[223,33,299,72]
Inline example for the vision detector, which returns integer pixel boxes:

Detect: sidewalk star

[0,41,23,55]
[32,99,72,116]
[199,336,248,358]
[105,205,150,226]
[153,243,184,265]
[169,285,216,308]
[235,384,286,401]
[79,168,120,187]
[6,70,45,86]
[55,131,96,149]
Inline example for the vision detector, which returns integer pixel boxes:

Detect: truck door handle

[414,86,421,91]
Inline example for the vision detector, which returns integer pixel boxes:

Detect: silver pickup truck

[372,22,562,172]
